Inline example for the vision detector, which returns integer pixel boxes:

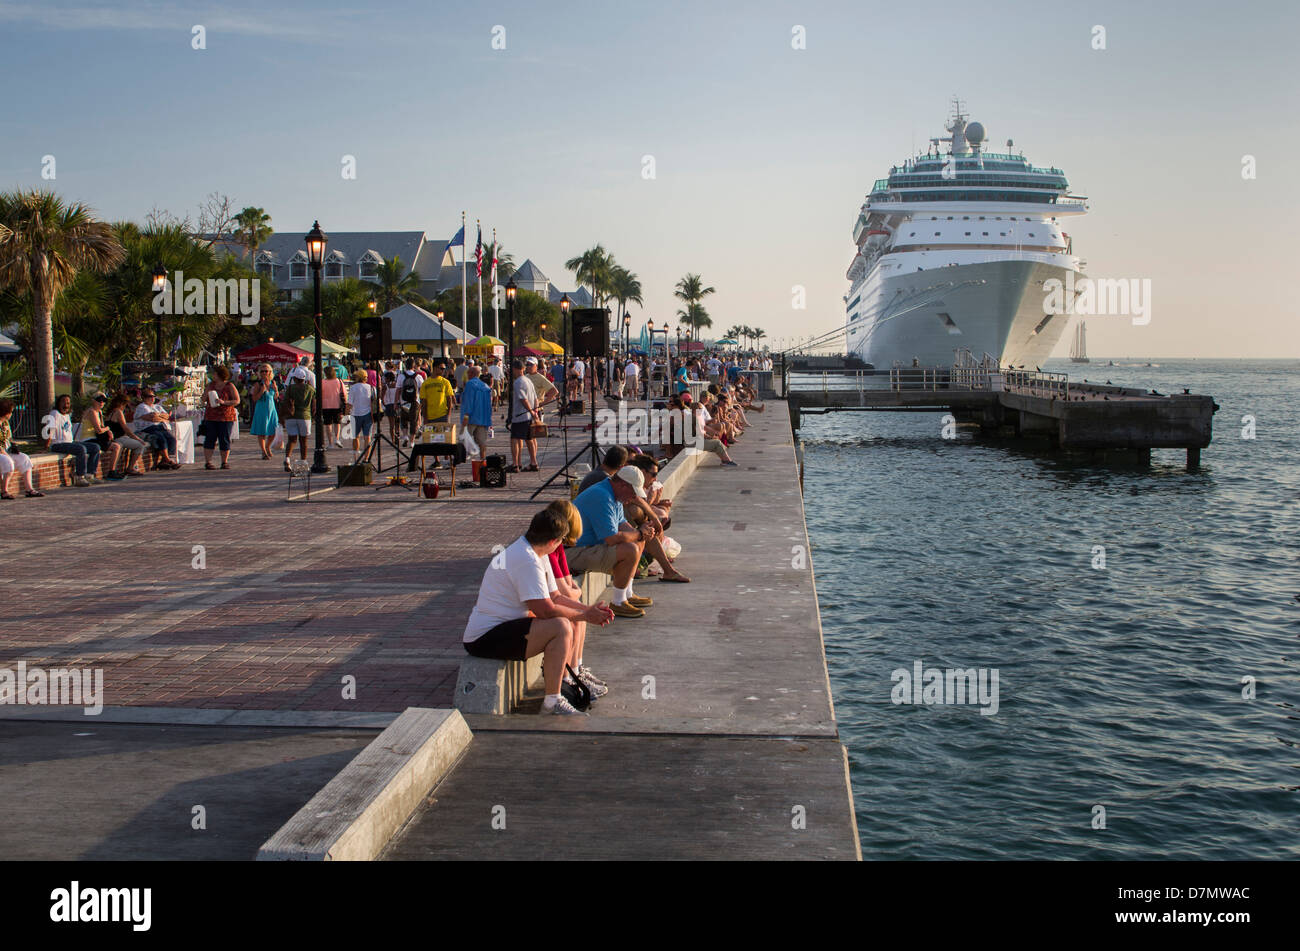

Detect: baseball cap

[287,367,308,382]
[615,465,648,499]
[525,356,538,365]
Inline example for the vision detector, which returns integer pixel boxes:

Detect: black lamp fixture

[368,299,377,313]
[645,319,656,402]
[437,308,446,359]
[304,221,329,473]
[151,263,167,363]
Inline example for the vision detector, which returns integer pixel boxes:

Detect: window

[934,231,941,236]
[965,232,971,236]
[982,232,989,236]
[910,232,916,236]
[947,216,953,220]
[359,252,383,279]
[963,216,970,220]
[289,252,307,281]
[325,251,346,279]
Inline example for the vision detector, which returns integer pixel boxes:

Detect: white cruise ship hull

[847,258,1077,368]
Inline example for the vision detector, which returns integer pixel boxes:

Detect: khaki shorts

[565,543,623,575]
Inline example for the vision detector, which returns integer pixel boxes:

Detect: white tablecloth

[168,420,195,464]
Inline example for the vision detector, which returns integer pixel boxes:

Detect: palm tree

[0,190,124,412]
[565,245,614,307]
[724,325,744,343]
[482,240,515,283]
[375,256,424,313]
[233,207,272,258]
[673,273,715,342]
[608,265,643,342]
[676,303,712,340]
[752,327,766,351]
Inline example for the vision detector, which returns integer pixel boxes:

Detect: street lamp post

[437,309,446,360]
[645,319,655,403]
[305,221,329,473]
[506,279,517,428]
[151,263,167,364]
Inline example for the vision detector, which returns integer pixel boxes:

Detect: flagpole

[492,226,499,339]
[460,211,467,352]
[476,218,483,338]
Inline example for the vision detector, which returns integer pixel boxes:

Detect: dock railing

[1001,367,1070,401]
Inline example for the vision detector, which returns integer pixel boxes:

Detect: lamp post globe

[304,221,329,473]
[151,263,168,363]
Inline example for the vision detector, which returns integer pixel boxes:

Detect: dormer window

[255,251,275,279]
[325,250,347,279]
[359,250,383,280]
[289,251,308,281]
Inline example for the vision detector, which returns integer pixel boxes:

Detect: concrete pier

[382,405,861,860]
[789,371,1216,467]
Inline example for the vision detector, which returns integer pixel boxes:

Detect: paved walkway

[4,418,590,713]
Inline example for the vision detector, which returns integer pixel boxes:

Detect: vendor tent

[290,336,351,355]
[234,342,309,366]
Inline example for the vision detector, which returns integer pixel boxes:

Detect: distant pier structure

[784,350,1216,469]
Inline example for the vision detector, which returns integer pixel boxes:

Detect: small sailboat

[1070,321,1090,364]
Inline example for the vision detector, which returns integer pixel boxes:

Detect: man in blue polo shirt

[459,364,493,463]
[567,466,657,618]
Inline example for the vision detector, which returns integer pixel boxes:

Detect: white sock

[576,657,583,669]
[543,694,561,708]
[612,585,629,605]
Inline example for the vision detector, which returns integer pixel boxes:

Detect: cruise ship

[845,101,1088,368]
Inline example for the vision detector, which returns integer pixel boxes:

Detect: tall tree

[375,256,424,313]
[0,190,124,412]
[233,207,272,259]
[565,245,614,307]
[673,273,715,341]
[676,303,712,339]
[609,265,643,338]
[482,240,515,283]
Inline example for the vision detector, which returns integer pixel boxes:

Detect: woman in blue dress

[249,362,280,459]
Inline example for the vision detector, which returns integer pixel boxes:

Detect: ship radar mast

[931,97,980,156]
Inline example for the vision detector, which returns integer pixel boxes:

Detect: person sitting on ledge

[567,465,661,615]
[545,499,610,697]
[677,394,737,466]
[45,394,101,486]
[0,399,43,498]
[578,445,628,493]
[620,455,689,583]
[462,508,613,716]
[131,387,182,470]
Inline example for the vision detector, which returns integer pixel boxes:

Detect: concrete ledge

[0,704,398,729]
[256,707,472,861]
[453,652,543,715]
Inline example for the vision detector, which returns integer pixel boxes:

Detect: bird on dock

[1106,380,1113,384]
[1183,388,1190,395]
[1150,389,1162,396]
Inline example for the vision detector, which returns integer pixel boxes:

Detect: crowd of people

[3,346,768,499]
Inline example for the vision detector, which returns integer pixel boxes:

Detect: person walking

[348,367,375,457]
[201,365,240,470]
[249,363,280,460]
[509,359,540,473]
[282,366,316,470]
[321,365,348,448]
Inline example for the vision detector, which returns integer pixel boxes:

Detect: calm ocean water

[799,358,1299,859]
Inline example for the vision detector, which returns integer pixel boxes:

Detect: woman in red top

[545,499,612,695]
[202,364,241,470]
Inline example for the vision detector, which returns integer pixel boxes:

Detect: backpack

[400,371,418,405]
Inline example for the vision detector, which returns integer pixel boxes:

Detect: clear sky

[1,0,1295,357]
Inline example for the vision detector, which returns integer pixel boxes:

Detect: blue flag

[447,225,464,248]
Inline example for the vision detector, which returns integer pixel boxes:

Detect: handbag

[561,664,593,711]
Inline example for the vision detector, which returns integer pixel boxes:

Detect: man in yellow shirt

[421,361,455,423]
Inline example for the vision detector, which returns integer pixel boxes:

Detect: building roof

[381,302,467,342]
[512,259,550,285]
[549,285,593,307]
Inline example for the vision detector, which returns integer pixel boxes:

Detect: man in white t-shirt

[706,356,721,384]
[623,358,639,398]
[463,509,613,715]
[509,359,539,472]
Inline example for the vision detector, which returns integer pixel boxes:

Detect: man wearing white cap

[567,465,657,618]
[524,356,559,415]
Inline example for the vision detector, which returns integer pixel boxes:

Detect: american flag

[474,225,483,278]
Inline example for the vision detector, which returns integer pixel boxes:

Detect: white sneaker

[578,676,609,699]
[578,665,607,688]
[544,696,587,716]
[73,475,91,487]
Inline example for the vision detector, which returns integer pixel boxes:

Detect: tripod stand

[363,427,415,492]
[531,373,599,499]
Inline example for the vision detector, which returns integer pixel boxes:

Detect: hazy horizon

[1,0,1295,358]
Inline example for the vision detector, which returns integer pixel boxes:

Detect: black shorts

[510,420,533,440]
[464,617,533,661]
[322,408,341,424]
